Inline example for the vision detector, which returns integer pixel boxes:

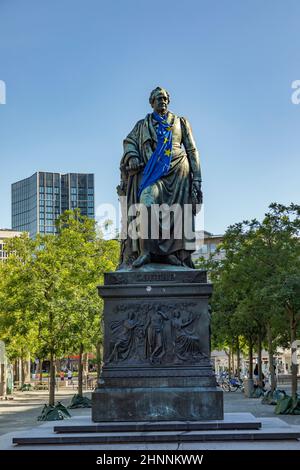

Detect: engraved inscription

[136,273,176,282]
[105,270,207,285]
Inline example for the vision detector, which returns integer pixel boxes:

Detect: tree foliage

[199,203,300,395]
[0,210,119,404]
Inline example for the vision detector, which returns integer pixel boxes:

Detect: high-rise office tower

[11,172,95,237]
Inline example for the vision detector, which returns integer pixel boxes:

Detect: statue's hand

[191,180,203,213]
[128,157,140,171]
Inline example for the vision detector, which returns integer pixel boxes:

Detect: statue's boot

[132,233,151,268]
[132,252,151,268]
[165,254,182,266]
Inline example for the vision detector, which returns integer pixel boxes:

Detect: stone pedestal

[92,265,223,422]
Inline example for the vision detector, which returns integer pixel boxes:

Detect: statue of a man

[118,87,202,269]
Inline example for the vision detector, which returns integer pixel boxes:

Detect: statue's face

[152,91,169,116]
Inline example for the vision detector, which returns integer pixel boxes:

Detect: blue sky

[0,0,299,234]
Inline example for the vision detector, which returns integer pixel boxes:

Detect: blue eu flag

[138,112,173,197]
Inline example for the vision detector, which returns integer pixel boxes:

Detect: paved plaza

[0,389,90,436]
[1,387,300,450]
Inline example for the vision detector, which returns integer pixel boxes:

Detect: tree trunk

[227,348,231,377]
[231,346,235,377]
[83,353,89,389]
[28,356,32,382]
[20,358,25,386]
[257,334,263,386]
[96,342,102,382]
[49,351,56,406]
[16,359,20,385]
[78,343,84,397]
[236,337,241,379]
[13,360,18,383]
[83,353,89,375]
[23,356,31,383]
[248,339,253,379]
[290,308,298,400]
[38,358,43,382]
[267,324,276,393]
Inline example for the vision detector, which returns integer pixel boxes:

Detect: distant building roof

[0,229,25,239]
[195,230,224,239]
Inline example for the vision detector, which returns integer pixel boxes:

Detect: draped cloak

[119,112,201,268]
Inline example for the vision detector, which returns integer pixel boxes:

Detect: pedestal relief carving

[106,302,207,366]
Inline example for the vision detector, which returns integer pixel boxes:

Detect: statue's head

[149,87,170,116]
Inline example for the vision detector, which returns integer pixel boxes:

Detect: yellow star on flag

[163,137,168,144]
[164,149,171,156]
[166,127,172,131]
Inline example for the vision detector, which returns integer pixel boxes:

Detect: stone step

[12,428,300,446]
[53,420,261,434]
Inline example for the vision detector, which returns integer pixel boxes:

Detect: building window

[78,174,86,187]
[88,174,94,187]
[46,173,53,186]
[71,174,77,186]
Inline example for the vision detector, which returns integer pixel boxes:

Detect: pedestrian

[67,369,73,385]
[261,371,266,390]
[253,364,259,387]
[60,370,65,381]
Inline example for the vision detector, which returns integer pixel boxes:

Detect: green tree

[0,234,38,386]
[54,210,119,396]
[200,203,300,396]
[0,210,119,405]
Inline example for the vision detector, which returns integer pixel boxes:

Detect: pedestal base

[92,265,223,422]
[92,386,223,422]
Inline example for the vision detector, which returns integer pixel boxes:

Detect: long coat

[118,112,201,268]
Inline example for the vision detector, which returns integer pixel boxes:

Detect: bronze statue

[118,87,202,269]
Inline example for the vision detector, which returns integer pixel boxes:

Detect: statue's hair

[149,87,170,106]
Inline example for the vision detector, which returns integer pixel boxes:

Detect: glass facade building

[12,172,95,237]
